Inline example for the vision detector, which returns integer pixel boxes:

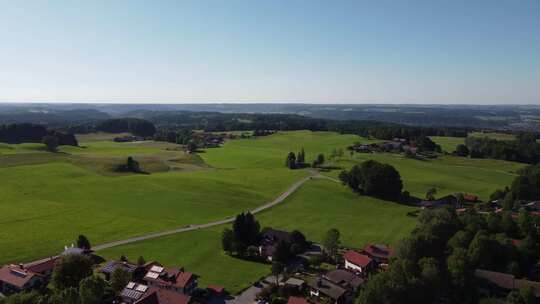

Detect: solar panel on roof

[135,284,148,292]
[126,282,136,289]
[145,271,159,279]
[150,265,164,273]
[121,289,143,300]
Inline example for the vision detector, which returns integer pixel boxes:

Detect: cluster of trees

[153,128,193,144]
[414,136,441,152]
[0,123,78,148]
[464,134,540,164]
[357,207,539,304]
[285,148,307,169]
[222,212,261,257]
[66,118,156,137]
[339,160,404,201]
[491,163,540,210]
[115,157,144,174]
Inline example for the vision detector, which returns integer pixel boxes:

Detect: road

[25,171,337,263]
[93,172,326,251]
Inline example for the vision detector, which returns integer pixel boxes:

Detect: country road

[26,170,338,266]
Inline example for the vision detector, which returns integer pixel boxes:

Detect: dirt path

[93,172,325,250]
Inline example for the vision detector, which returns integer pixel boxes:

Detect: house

[284,277,306,292]
[121,281,193,304]
[324,269,364,291]
[207,284,225,296]
[287,296,310,304]
[475,269,540,298]
[99,260,141,281]
[343,250,373,274]
[362,244,393,264]
[134,288,192,304]
[23,257,57,278]
[307,277,347,304]
[121,281,150,304]
[0,265,44,295]
[259,228,292,261]
[143,265,198,294]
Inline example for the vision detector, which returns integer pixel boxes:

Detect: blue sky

[0,0,539,104]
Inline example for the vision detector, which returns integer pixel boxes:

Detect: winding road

[27,170,338,267]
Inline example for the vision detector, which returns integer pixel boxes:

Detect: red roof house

[287,296,310,304]
[343,250,373,274]
[362,244,394,264]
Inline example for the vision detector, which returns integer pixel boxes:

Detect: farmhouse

[0,265,44,295]
[121,281,193,304]
[23,257,57,278]
[99,260,141,281]
[259,228,292,261]
[343,250,374,274]
[143,265,198,294]
[307,277,347,304]
[362,244,393,264]
[324,269,364,291]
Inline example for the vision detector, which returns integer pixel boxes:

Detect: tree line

[462,134,540,164]
[0,123,78,147]
[357,207,539,304]
[65,118,156,137]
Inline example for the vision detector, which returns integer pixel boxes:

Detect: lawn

[323,152,523,201]
[98,178,416,293]
[98,227,269,295]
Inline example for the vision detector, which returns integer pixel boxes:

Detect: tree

[297,148,305,164]
[271,262,284,286]
[52,254,93,290]
[323,228,340,260]
[341,160,403,200]
[426,188,437,201]
[448,230,473,251]
[110,267,131,293]
[518,209,535,238]
[502,192,515,211]
[222,228,234,254]
[186,141,197,153]
[247,245,259,258]
[54,287,80,304]
[137,256,146,266]
[42,135,59,152]
[312,153,325,167]
[272,240,292,263]
[506,291,525,304]
[76,235,91,251]
[456,144,470,157]
[447,248,471,288]
[290,230,307,253]
[79,275,106,304]
[502,211,519,237]
[285,152,296,169]
[232,212,260,246]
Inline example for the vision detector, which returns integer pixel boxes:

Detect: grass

[0,130,527,294]
[99,178,415,293]
[469,132,516,141]
[430,136,465,153]
[98,227,269,294]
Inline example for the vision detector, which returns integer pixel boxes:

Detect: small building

[99,260,140,281]
[259,228,292,262]
[207,284,225,296]
[362,244,393,264]
[135,287,192,304]
[23,257,57,278]
[121,281,150,304]
[343,250,373,274]
[307,277,347,304]
[0,265,44,295]
[143,265,198,294]
[324,269,364,292]
[284,277,306,292]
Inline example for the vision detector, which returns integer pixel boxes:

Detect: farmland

[0,130,526,293]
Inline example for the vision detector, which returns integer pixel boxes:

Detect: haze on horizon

[1,0,539,105]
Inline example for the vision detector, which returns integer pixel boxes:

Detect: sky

[0,0,539,104]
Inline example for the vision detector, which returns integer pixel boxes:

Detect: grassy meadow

[0,130,526,293]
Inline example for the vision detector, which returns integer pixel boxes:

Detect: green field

[430,136,465,153]
[0,130,526,294]
[99,178,416,293]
